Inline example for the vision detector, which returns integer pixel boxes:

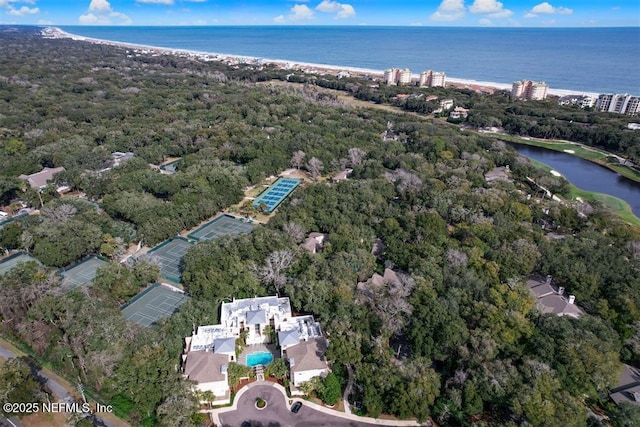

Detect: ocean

[59,26,639,95]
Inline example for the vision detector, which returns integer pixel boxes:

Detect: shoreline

[44,27,601,98]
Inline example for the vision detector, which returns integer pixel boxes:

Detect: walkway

[209,381,428,426]
[342,364,354,415]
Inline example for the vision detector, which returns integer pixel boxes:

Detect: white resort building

[596,94,640,116]
[419,70,446,87]
[384,67,412,86]
[182,296,329,402]
[511,80,548,101]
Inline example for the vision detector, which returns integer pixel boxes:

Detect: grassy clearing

[491,133,640,183]
[570,187,640,227]
[524,157,640,227]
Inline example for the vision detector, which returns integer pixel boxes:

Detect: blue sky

[0,1,638,27]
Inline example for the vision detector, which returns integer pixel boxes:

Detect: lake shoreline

[489,133,640,184]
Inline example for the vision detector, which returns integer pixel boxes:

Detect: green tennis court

[59,256,108,292]
[121,283,190,327]
[252,177,301,213]
[188,214,255,241]
[0,252,40,276]
[143,237,193,283]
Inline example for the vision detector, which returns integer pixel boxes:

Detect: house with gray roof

[213,337,236,357]
[302,232,326,254]
[278,328,300,349]
[610,364,640,407]
[286,338,329,390]
[527,275,583,318]
[182,351,230,404]
[19,166,65,189]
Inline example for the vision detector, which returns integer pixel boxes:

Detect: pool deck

[239,343,279,367]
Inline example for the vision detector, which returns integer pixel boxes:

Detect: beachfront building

[383,68,400,85]
[384,67,412,85]
[511,80,548,101]
[558,95,597,109]
[419,70,446,87]
[398,68,412,85]
[596,94,640,116]
[182,295,329,399]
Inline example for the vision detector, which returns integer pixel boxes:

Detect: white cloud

[89,0,111,13]
[290,4,314,21]
[469,0,512,19]
[79,13,99,24]
[80,0,131,25]
[273,14,285,23]
[316,0,341,13]
[479,18,492,26]
[337,4,355,18]
[0,0,41,17]
[8,5,39,16]
[430,0,465,21]
[531,2,554,14]
[527,2,573,17]
[136,0,174,4]
[469,0,502,14]
[111,11,132,24]
[316,1,355,19]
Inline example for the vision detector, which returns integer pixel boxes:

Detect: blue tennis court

[252,178,301,213]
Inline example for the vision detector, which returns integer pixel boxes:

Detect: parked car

[291,402,302,413]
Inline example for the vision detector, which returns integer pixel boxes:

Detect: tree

[0,357,47,414]
[254,249,294,294]
[291,150,306,169]
[265,358,288,381]
[306,157,324,182]
[227,362,253,387]
[608,402,640,427]
[155,381,201,427]
[348,147,366,167]
[283,221,306,244]
[318,373,342,406]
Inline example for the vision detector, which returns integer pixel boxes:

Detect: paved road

[0,341,120,427]
[219,384,398,427]
[0,345,16,360]
[0,415,23,427]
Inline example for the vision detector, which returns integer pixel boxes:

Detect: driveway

[218,384,391,427]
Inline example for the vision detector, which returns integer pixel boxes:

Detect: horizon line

[3,23,639,30]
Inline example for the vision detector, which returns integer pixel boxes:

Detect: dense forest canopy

[0,27,639,426]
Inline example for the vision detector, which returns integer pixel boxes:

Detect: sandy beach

[43,27,600,98]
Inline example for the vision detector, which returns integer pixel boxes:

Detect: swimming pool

[246,351,274,367]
